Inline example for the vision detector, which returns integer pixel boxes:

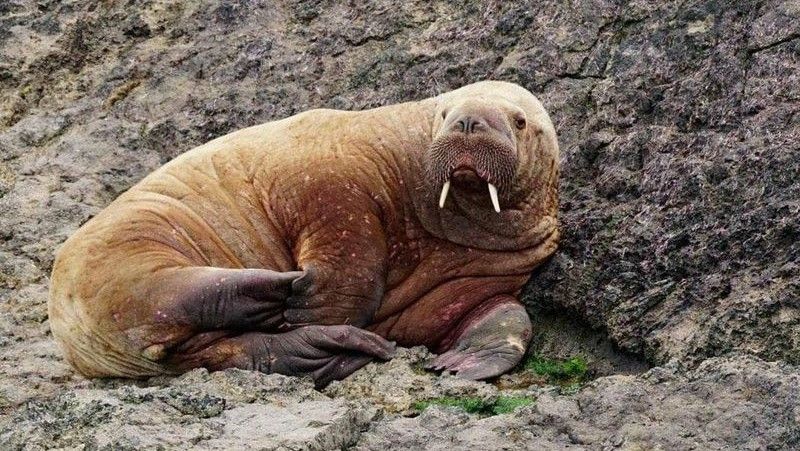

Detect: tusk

[488,183,500,213]
[439,180,451,208]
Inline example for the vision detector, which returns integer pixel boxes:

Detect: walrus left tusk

[439,180,450,208]
[488,183,500,213]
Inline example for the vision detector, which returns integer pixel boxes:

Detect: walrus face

[427,97,527,213]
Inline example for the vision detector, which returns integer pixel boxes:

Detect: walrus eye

[441,110,448,120]
[515,117,526,130]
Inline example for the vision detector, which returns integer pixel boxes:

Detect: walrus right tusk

[439,180,451,208]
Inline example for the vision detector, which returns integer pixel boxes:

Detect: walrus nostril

[454,116,485,134]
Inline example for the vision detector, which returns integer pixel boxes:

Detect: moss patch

[491,395,535,414]
[524,355,589,389]
[412,395,534,416]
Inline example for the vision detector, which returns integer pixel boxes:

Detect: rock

[357,355,800,450]
[520,0,800,367]
[325,347,506,415]
[0,0,798,449]
[0,369,376,450]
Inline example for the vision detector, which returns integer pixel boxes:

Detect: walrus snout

[452,115,488,134]
[451,165,485,184]
[429,103,520,213]
[444,106,515,146]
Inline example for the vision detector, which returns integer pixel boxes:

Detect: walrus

[48,80,559,387]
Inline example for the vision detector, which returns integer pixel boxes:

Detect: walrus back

[46,116,321,377]
[48,230,175,377]
[48,189,207,377]
[47,105,411,378]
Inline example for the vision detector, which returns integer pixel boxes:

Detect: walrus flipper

[152,267,303,331]
[170,325,395,387]
[426,295,532,380]
[283,208,388,328]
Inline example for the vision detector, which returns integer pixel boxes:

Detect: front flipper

[151,266,303,331]
[284,265,384,328]
[172,325,395,388]
[426,295,532,380]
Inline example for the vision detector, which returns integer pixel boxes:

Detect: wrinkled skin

[48,81,560,387]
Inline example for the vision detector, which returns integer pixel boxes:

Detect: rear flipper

[426,295,532,380]
[134,267,395,386]
[170,325,395,387]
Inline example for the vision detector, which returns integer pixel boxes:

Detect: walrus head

[414,81,559,250]
[427,96,526,213]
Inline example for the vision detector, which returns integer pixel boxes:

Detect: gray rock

[357,355,800,450]
[325,347,508,415]
[0,370,376,450]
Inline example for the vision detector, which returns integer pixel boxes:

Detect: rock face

[0,0,798,449]
[525,1,800,367]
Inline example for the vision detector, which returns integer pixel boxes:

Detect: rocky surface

[3,349,798,450]
[1,367,376,449]
[357,353,800,450]
[1,0,798,449]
